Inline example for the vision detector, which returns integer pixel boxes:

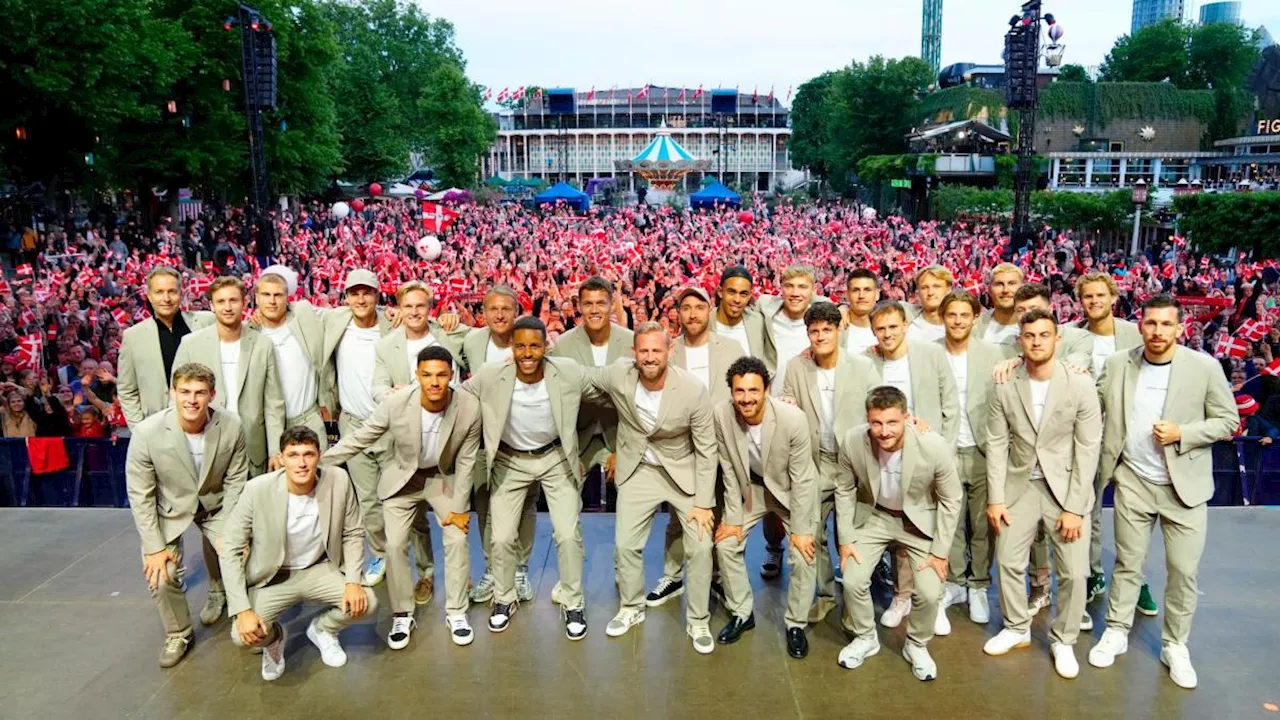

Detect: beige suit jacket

[781,351,883,466]
[249,301,327,407]
[1098,346,1238,507]
[173,325,285,468]
[317,306,395,416]
[549,323,634,458]
[936,337,1006,452]
[672,334,746,404]
[974,308,1012,341]
[125,407,249,554]
[371,324,468,401]
[709,312,767,359]
[986,362,1102,516]
[1077,317,1143,353]
[117,312,214,427]
[584,362,717,507]
[715,397,820,536]
[835,424,962,559]
[322,385,481,510]
[868,342,960,443]
[460,326,505,375]
[218,465,365,617]
[751,294,831,375]
[995,323,1096,373]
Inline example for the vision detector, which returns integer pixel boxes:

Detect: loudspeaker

[711,89,738,116]
[547,88,576,116]
[243,32,277,110]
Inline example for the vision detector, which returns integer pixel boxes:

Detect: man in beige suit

[781,301,881,623]
[713,356,819,659]
[464,317,602,640]
[709,266,766,359]
[126,362,248,668]
[834,386,962,681]
[249,267,329,449]
[840,269,884,356]
[584,322,718,654]
[220,426,377,682]
[974,263,1023,347]
[990,283,1094,370]
[982,308,1101,680]
[649,287,745,607]
[323,345,481,649]
[118,266,213,428]
[1088,295,1238,690]
[935,291,1006,629]
[906,266,954,344]
[173,277,285,477]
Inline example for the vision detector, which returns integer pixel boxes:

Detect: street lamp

[1130,178,1148,256]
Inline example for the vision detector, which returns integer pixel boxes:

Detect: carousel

[614,120,711,204]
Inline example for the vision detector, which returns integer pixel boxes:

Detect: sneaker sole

[306,626,348,668]
[488,620,511,633]
[1137,606,1159,617]
[415,591,434,605]
[1159,652,1197,689]
[1088,649,1124,668]
[837,644,880,669]
[903,648,937,681]
[688,631,715,655]
[566,628,587,641]
[388,636,411,650]
[983,637,1032,656]
[645,586,685,607]
[451,632,475,646]
[760,566,781,580]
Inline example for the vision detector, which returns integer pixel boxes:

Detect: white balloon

[861,207,878,221]
[332,201,350,218]
[416,235,442,261]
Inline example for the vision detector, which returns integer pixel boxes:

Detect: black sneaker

[564,608,587,640]
[489,601,518,632]
[1086,572,1107,604]
[644,576,685,607]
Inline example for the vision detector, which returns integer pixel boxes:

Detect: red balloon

[369,183,383,197]
[351,198,365,213]
[738,210,754,224]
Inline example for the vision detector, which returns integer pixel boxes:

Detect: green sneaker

[1136,583,1159,616]
[1086,573,1107,604]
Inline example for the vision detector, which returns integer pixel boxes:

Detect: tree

[787,72,838,181]
[417,63,496,188]
[825,56,934,192]
[1188,22,1260,89]
[1099,20,1192,87]
[1056,64,1089,82]
[1174,192,1280,257]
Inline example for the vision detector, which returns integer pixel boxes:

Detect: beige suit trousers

[474,450,537,570]
[661,469,724,581]
[994,479,1090,645]
[948,446,993,588]
[716,483,817,628]
[1104,464,1207,646]
[382,470,468,615]
[490,448,581,608]
[146,511,224,638]
[843,509,944,647]
[814,452,840,602]
[616,463,711,627]
[228,561,378,647]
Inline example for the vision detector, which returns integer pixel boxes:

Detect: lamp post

[1130,178,1148,256]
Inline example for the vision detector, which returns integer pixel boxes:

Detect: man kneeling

[220,426,377,681]
[835,386,962,681]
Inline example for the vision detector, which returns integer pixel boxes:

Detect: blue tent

[690,179,741,210]
[535,181,590,213]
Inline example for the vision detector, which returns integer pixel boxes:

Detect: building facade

[1199,1,1242,25]
[1131,0,1185,33]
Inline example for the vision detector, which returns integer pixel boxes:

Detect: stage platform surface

[0,507,1277,720]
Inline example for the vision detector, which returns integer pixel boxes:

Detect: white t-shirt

[590,343,609,367]
[746,421,765,478]
[486,337,513,365]
[983,319,1019,347]
[908,315,946,344]
[1029,378,1051,480]
[418,408,445,469]
[634,383,663,466]
[771,311,810,393]
[683,342,711,390]
[845,323,878,357]
[881,356,915,413]
[406,333,457,387]
[283,491,324,570]
[717,320,752,357]
[947,350,976,448]
[262,324,317,419]
[219,340,241,415]
[816,367,837,453]
[1089,332,1117,379]
[501,379,558,450]
[185,432,205,479]
[1123,360,1173,485]
[336,323,380,420]
[876,447,904,511]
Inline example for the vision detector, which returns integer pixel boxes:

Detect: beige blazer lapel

[833,354,862,438]
[861,432,881,507]
[437,395,458,468]
[651,373,675,437]
[1039,363,1069,442]
[197,412,223,489]
[1122,349,1142,437]
[801,359,822,419]
[236,332,254,405]
[265,478,289,568]
[671,337,688,370]
[165,410,200,485]
[1015,370,1036,432]
[760,401,776,473]
[315,470,333,552]
[607,325,630,363]
[389,331,409,385]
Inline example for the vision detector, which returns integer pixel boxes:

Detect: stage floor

[0,507,1277,720]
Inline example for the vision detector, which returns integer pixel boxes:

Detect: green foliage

[1057,64,1089,82]
[1173,192,1280,256]
[788,72,838,180]
[825,56,934,192]
[1100,19,1260,90]
[855,154,936,185]
[416,63,497,188]
[932,185,1132,233]
[932,185,1012,222]
[917,86,1006,126]
[1204,86,1246,149]
[1039,82,1218,125]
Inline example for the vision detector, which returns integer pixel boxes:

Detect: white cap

[260,264,299,296]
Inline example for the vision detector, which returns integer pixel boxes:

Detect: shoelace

[448,617,470,632]
[391,617,414,636]
[164,636,188,653]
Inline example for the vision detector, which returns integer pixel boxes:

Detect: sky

[414,0,1280,103]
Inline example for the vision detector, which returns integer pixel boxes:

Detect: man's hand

[714,523,744,545]
[236,609,269,646]
[1065,363,1090,376]
[604,454,616,483]
[992,357,1022,384]
[791,534,817,564]
[777,394,798,406]
[247,308,266,327]
[987,503,1011,535]
[268,455,282,472]
[386,307,402,328]
[839,542,862,569]
[1153,420,1182,446]
[444,511,471,533]
[688,507,715,540]
[918,554,948,582]
[838,305,851,329]
[436,312,461,333]
[142,548,177,590]
[909,415,932,434]
[341,583,369,617]
[1056,511,1083,543]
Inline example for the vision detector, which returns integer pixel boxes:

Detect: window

[1109,141,1125,152]
[1058,158,1087,187]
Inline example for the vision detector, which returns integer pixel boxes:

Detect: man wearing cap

[249,266,329,450]
[647,286,745,608]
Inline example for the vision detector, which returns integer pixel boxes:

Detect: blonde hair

[915,265,955,288]
[396,281,433,305]
[207,276,245,300]
[990,263,1024,282]
[781,264,816,284]
[172,362,216,391]
[1074,271,1118,299]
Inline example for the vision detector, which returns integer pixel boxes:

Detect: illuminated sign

[1258,117,1280,135]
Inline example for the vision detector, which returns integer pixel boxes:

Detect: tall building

[1198,1,1242,25]
[1131,0,1185,33]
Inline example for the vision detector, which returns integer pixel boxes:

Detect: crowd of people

[2,198,1277,440]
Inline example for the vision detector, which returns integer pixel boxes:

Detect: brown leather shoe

[414,576,435,605]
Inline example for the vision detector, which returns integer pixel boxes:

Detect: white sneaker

[306,619,347,668]
[387,615,416,650]
[837,635,881,670]
[1160,643,1198,689]
[934,605,952,636]
[983,628,1032,656]
[941,582,968,609]
[605,608,646,637]
[687,624,715,655]
[446,614,474,646]
[515,565,534,602]
[1088,627,1129,668]
[880,595,912,628]
[260,625,286,681]
[968,589,991,624]
[1028,587,1051,616]
[1052,642,1080,679]
[903,642,937,681]
[1080,612,1094,631]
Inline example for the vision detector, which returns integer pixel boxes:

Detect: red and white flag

[111,308,131,326]
[16,263,32,277]
[512,86,526,101]
[693,84,704,101]
[1216,335,1249,358]
[678,88,686,104]
[752,85,758,104]
[785,85,793,103]
[587,86,595,100]
[421,202,459,233]
[16,334,41,370]
[767,85,774,104]
[635,84,650,100]
[1261,358,1280,377]
[1238,318,1270,342]
[496,87,510,102]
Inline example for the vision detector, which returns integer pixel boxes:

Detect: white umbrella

[425,187,465,201]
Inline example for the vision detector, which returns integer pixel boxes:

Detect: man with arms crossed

[1088,296,1238,689]
[126,362,248,667]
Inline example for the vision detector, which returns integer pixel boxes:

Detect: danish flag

[496,87,510,102]
[16,263,32,277]
[587,86,595,101]
[421,202,459,233]
[1215,335,1249,358]
[111,308,131,326]
[635,84,650,100]
[693,84,704,101]
[1237,318,1270,342]
[1261,358,1280,377]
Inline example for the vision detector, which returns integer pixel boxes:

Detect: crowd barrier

[1,437,1278,509]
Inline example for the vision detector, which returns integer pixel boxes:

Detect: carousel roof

[632,121,697,163]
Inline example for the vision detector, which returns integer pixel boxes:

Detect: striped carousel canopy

[631,121,696,163]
